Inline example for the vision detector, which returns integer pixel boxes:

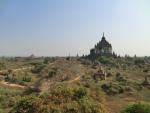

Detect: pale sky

[0,0,150,56]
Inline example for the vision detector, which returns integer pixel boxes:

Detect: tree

[43,57,49,64]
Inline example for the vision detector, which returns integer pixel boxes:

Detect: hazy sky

[0,0,150,56]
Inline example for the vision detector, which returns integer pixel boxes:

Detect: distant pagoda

[89,33,113,58]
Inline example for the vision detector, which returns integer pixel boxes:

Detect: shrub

[134,59,145,65]
[143,69,149,73]
[4,74,18,83]
[10,96,40,113]
[11,85,107,113]
[0,109,3,113]
[0,87,21,110]
[124,86,133,92]
[142,77,149,86]
[31,64,45,73]
[43,57,55,64]
[22,73,32,82]
[98,56,113,65]
[116,72,121,77]
[81,59,92,66]
[4,72,31,85]
[23,87,41,95]
[66,57,71,61]
[116,73,127,83]
[121,103,150,113]
[48,70,56,78]
[50,86,74,104]
[78,98,105,113]
[74,87,87,99]
[43,57,49,64]
[101,83,124,95]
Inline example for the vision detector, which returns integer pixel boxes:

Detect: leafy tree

[43,57,50,64]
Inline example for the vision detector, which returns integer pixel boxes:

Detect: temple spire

[102,32,105,40]
[103,32,105,37]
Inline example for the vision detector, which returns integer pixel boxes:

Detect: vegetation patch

[121,103,150,113]
[10,86,107,113]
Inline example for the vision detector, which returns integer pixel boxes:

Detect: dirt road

[0,80,25,89]
[0,66,33,73]
[68,75,81,83]
[0,66,34,88]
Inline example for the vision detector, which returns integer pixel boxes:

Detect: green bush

[0,109,3,113]
[43,57,56,64]
[78,98,105,113]
[101,83,124,95]
[99,57,112,65]
[74,87,87,99]
[11,86,107,113]
[4,72,31,85]
[10,96,40,113]
[81,59,92,66]
[116,73,127,84]
[0,87,22,111]
[121,103,150,113]
[48,70,56,78]
[23,87,41,95]
[134,59,145,65]
[31,64,45,73]
[22,76,31,82]
[43,57,50,64]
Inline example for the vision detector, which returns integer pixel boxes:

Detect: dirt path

[0,66,33,73]
[0,80,25,89]
[38,75,82,92]
[0,66,34,88]
[68,75,81,83]
[12,67,33,72]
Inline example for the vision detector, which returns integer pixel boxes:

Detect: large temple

[89,33,113,57]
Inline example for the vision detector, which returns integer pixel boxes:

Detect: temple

[89,33,112,57]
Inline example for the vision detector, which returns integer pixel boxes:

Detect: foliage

[121,103,150,113]
[142,77,149,86]
[0,87,22,112]
[10,86,107,113]
[101,82,124,95]
[1,57,150,113]
[48,70,57,78]
[23,87,41,95]
[116,73,127,83]
[80,59,92,66]
[99,57,112,65]
[31,63,45,73]
[98,57,117,67]
[134,59,145,65]
[10,96,40,113]
[4,72,32,85]
[74,87,87,99]
[43,57,55,64]
[22,76,31,82]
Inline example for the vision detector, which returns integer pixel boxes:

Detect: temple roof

[95,33,112,49]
